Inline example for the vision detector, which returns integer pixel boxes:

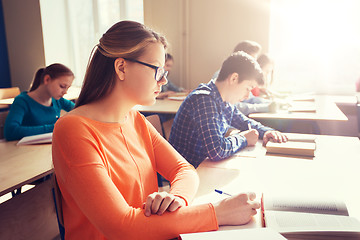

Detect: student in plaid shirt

[169,51,287,168]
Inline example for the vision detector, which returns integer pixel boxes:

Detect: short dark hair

[217,51,264,85]
[165,53,173,61]
[233,40,261,57]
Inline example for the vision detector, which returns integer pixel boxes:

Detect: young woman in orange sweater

[52,20,260,240]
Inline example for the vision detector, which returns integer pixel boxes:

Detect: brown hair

[217,51,264,85]
[29,63,74,92]
[257,53,274,85]
[165,53,173,61]
[233,40,262,58]
[75,21,168,107]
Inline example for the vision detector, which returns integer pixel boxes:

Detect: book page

[17,132,53,146]
[180,228,287,240]
[265,211,360,234]
[284,133,317,143]
[263,195,349,216]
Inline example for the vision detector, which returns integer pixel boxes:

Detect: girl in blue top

[4,63,75,141]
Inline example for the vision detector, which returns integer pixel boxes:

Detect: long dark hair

[29,63,74,92]
[75,21,167,108]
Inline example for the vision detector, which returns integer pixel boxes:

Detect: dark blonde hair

[76,21,168,107]
[29,63,74,92]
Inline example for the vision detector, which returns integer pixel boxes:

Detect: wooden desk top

[194,134,360,230]
[249,95,348,121]
[134,99,183,114]
[0,141,53,196]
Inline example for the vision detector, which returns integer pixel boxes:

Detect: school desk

[0,141,58,239]
[193,134,360,231]
[0,141,53,196]
[248,95,348,134]
[134,98,183,114]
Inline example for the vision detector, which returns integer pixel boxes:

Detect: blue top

[169,80,273,168]
[4,91,75,141]
[161,78,184,92]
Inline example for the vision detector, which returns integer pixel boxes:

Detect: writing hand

[213,192,260,226]
[239,129,259,146]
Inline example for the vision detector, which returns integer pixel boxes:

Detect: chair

[145,115,167,187]
[0,87,20,99]
[0,111,9,140]
[0,87,20,110]
[52,175,65,240]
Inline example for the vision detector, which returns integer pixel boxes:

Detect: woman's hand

[143,192,186,217]
[213,192,260,226]
[263,130,288,146]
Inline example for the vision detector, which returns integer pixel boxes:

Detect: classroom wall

[144,0,271,89]
[2,0,45,91]
[0,0,11,88]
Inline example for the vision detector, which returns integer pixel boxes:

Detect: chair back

[146,115,167,187]
[52,174,65,240]
[146,114,164,136]
[0,87,20,99]
[0,111,9,140]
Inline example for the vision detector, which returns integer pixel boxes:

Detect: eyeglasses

[124,58,168,82]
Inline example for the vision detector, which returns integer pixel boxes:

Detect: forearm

[205,134,248,162]
[154,139,199,204]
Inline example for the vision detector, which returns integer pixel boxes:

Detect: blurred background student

[212,40,262,80]
[4,63,74,141]
[157,53,188,99]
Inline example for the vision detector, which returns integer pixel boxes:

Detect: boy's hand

[263,130,288,146]
[240,129,259,146]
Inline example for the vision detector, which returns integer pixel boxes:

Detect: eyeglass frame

[124,58,168,82]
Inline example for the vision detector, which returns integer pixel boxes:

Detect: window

[40,0,143,86]
[269,0,360,94]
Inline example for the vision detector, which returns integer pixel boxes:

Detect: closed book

[266,141,316,157]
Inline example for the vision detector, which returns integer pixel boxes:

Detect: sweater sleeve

[4,97,54,141]
[53,117,218,240]
[144,117,199,205]
[231,106,274,139]
[59,97,75,112]
[192,95,249,162]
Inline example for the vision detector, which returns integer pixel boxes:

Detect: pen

[215,189,232,196]
[248,123,252,130]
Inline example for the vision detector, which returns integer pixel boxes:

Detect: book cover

[266,141,316,157]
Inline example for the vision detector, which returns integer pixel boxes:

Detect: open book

[262,194,360,240]
[180,228,286,240]
[266,134,316,157]
[17,132,53,146]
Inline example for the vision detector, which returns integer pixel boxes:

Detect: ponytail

[29,68,45,92]
[29,64,74,92]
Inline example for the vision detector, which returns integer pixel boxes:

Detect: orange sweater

[52,110,218,240]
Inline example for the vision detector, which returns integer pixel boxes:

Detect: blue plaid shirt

[169,80,273,168]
